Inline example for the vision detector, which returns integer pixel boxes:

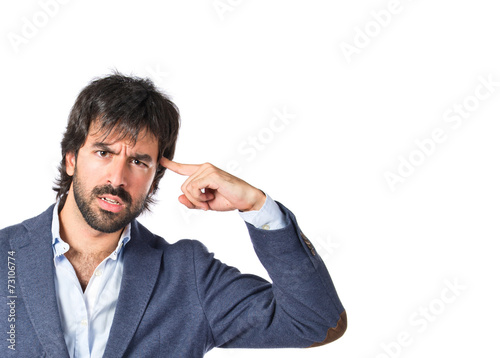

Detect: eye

[131,159,147,167]
[96,150,109,157]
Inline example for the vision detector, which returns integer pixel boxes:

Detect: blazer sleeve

[191,201,347,349]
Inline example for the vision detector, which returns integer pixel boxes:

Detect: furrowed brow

[133,153,154,165]
[91,142,116,154]
[90,142,154,165]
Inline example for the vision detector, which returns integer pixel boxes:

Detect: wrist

[242,189,266,212]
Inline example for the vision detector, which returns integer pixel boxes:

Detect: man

[0,73,346,357]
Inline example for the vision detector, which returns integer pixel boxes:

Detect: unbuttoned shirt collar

[50,200,131,357]
[51,201,131,261]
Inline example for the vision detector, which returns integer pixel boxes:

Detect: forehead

[84,122,159,157]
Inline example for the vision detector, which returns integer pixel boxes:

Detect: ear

[65,151,76,176]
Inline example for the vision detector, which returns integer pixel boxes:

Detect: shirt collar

[51,200,131,260]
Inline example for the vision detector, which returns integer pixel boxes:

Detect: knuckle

[186,182,196,193]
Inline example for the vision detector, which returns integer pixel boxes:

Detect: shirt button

[81,319,88,326]
[261,224,271,230]
[95,269,103,277]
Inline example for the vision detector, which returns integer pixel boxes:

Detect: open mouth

[100,197,122,205]
[97,195,125,213]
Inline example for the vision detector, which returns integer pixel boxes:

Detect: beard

[72,168,148,233]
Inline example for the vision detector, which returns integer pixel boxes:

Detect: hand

[160,158,266,212]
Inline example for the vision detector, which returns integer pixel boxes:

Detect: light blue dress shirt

[51,194,286,358]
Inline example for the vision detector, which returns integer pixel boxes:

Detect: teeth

[101,197,120,205]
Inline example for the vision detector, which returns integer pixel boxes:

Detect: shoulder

[0,205,54,244]
[131,219,210,257]
[132,221,222,275]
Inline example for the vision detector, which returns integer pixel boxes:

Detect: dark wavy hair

[53,72,180,211]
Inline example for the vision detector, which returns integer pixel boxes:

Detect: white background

[1,0,499,357]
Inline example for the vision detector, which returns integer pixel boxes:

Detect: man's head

[54,73,180,226]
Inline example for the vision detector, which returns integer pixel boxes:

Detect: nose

[106,156,128,187]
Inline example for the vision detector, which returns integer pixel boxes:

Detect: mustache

[91,185,132,205]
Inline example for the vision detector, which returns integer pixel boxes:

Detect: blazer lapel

[103,220,163,358]
[10,205,70,358]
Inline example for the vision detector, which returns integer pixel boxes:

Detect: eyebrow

[133,153,154,165]
[91,142,154,165]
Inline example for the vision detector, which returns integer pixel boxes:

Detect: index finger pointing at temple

[160,158,200,176]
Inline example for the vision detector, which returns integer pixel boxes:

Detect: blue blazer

[0,203,346,357]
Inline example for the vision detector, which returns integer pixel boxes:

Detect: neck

[59,190,123,256]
